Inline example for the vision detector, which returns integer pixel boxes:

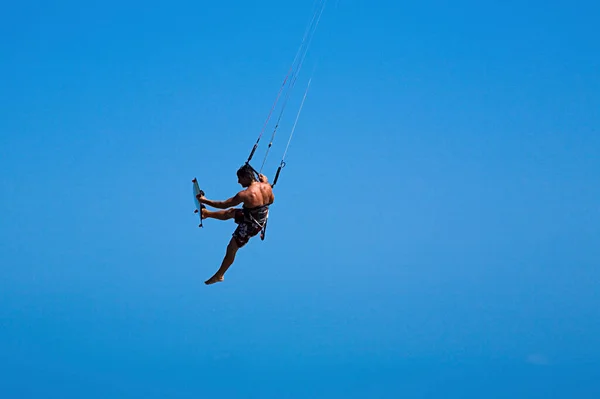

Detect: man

[196,164,274,285]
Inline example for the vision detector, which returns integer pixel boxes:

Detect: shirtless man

[196,164,275,285]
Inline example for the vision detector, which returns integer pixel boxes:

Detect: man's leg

[205,237,240,285]
[202,208,236,221]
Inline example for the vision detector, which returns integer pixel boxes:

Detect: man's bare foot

[205,275,224,285]
[201,208,208,219]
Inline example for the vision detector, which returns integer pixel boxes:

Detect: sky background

[1,0,599,397]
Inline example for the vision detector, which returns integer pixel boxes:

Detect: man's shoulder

[237,187,251,197]
[259,181,273,190]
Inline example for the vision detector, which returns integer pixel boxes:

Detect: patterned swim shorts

[232,206,268,247]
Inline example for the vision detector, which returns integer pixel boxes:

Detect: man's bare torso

[241,181,274,208]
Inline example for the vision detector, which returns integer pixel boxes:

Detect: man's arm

[198,192,244,209]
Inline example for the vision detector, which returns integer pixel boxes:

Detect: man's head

[237,164,257,187]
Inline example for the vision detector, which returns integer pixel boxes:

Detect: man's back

[242,181,274,209]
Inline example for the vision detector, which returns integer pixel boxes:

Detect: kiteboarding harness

[193,0,327,239]
[243,0,327,240]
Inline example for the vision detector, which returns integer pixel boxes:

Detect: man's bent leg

[205,237,240,285]
[202,208,236,221]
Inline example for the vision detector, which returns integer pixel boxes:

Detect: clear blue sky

[1,0,599,397]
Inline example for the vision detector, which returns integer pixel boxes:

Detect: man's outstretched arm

[199,192,243,209]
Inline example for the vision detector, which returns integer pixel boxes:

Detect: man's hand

[258,174,268,183]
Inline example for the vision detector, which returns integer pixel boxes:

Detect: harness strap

[243,205,269,230]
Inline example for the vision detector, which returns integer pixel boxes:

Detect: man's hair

[237,164,256,181]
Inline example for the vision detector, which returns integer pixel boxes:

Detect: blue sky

[1,0,599,397]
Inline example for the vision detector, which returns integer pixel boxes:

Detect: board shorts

[232,205,269,247]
